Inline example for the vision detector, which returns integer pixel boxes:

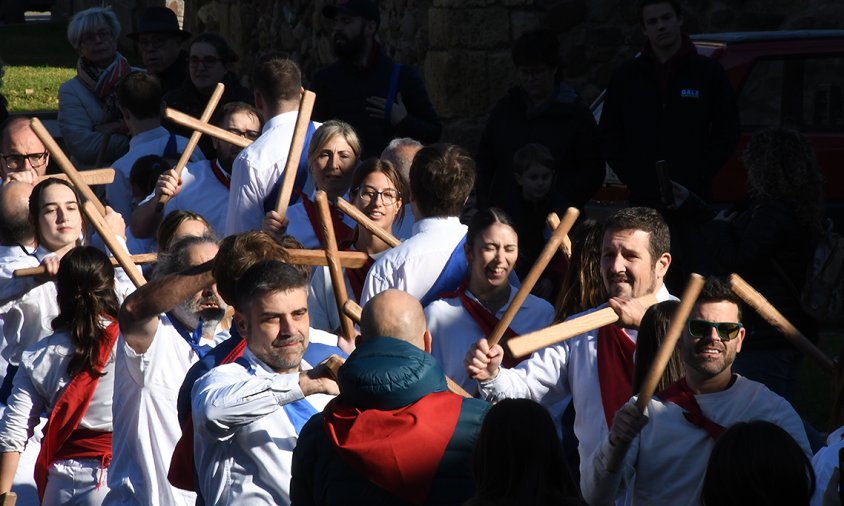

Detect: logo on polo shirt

[680,89,700,99]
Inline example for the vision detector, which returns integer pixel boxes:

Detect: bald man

[0,117,50,185]
[291,289,489,506]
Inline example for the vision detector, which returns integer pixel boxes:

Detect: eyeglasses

[80,30,114,45]
[225,128,260,141]
[687,319,744,341]
[1,152,48,169]
[353,186,401,206]
[137,35,176,51]
[189,56,222,68]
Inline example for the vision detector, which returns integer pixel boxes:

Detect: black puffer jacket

[291,336,489,506]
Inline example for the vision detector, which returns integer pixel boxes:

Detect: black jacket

[311,46,441,158]
[600,38,739,206]
[476,84,604,213]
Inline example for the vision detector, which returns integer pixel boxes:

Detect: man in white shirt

[582,277,811,506]
[226,56,319,235]
[106,234,228,506]
[192,260,340,505]
[360,143,476,305]
[465,206,673,483]
[106,72,204,225]
[131,102,262,237]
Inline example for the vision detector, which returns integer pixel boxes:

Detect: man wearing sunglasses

[0,117,50,186]
[582,277,811,506]
[465,206,674,489]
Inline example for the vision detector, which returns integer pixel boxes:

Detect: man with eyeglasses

[127,7,191,95]
[465,206,674,492]
[0,117,50,185]
[131,102,261,238]
[582,277,811,506]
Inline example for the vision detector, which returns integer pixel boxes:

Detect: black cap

[322,0,380,29]
[127,7,191,41]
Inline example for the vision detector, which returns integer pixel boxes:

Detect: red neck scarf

[442,284,522,368]
[34,320,119,501]
[300,193,355,249]
[346,254,376,302]
[596,325,636,429]
[168,338,247,491]
[657,377,725,440]
[323,391,463,505]
[210,159,231,189]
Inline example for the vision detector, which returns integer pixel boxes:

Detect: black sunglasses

[687,319,743,341]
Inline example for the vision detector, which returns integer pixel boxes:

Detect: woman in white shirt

[0,246,121,504]
[308,157,407,333]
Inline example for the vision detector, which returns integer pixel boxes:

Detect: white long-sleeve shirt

[192,331,337,506]
[425,285,554,394]
[582,375,811,506]
[477,284,674,481]
[360,216,466,305]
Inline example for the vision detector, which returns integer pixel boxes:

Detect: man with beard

[582,277,810,506]
[192,260,340,505]
[107,234,228,506]
[311,0,441,158]
[131,102,261,237]
[465,206,674,487]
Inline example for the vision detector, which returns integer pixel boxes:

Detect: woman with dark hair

[156,209,212,254]
[425,207,554,394]
[466,398,585,506]
[554,219,606,322]
[308,158,407,333]
[0,246,121,504]
[263,120,361,249]
[701,420,815,506]
[632,300,685,394]
[163,32,253,159]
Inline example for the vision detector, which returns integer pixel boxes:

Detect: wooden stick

[314,191,357,343]
[36,168,115,186]
[335,197,401,247]
[342,298,472,398]
[286,249,369,268]
[274,90,316,218]
[30,118,105,216]
[508,294,659,358]
[0,491,16,505]
[487,207,580,348]
[14,253,157,277]
[157,83,225,211]
[82,201,146,288]
[546,212,573,260]
[730,273,833,374]
[606,273,706,472]
[164,108,252,148]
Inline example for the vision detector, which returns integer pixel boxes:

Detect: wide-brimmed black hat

[322,0,380,29]
[127,7,191,40]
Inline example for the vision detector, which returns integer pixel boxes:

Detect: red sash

[346,255,376,302]
[441,284,522,368]
[323,391,463,505]
[596,325,636,429]
[168,338,247,491]
[657,377,725,440]
[300,194,355,249]
[34,320,119,501]
[209,159,231,189]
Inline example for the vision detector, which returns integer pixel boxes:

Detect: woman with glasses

[307,157,407,333]
[263,120,361,249]
[162,33,253,160]
[424,207,555,394]
[0,247,121,504]
[58,7,133,169]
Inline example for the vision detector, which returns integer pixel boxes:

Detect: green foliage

[4,66,75,112]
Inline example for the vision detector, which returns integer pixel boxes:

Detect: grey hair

[67,7,121,50]
[153,233,218,279]
[381,137,423,179]
[384,137,423,152]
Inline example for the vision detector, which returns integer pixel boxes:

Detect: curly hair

[51,246,120,378]
[742,127,824,232]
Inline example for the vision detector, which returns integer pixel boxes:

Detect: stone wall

[182,0,844,152]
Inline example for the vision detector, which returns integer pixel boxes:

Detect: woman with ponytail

[0,246,120,504]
